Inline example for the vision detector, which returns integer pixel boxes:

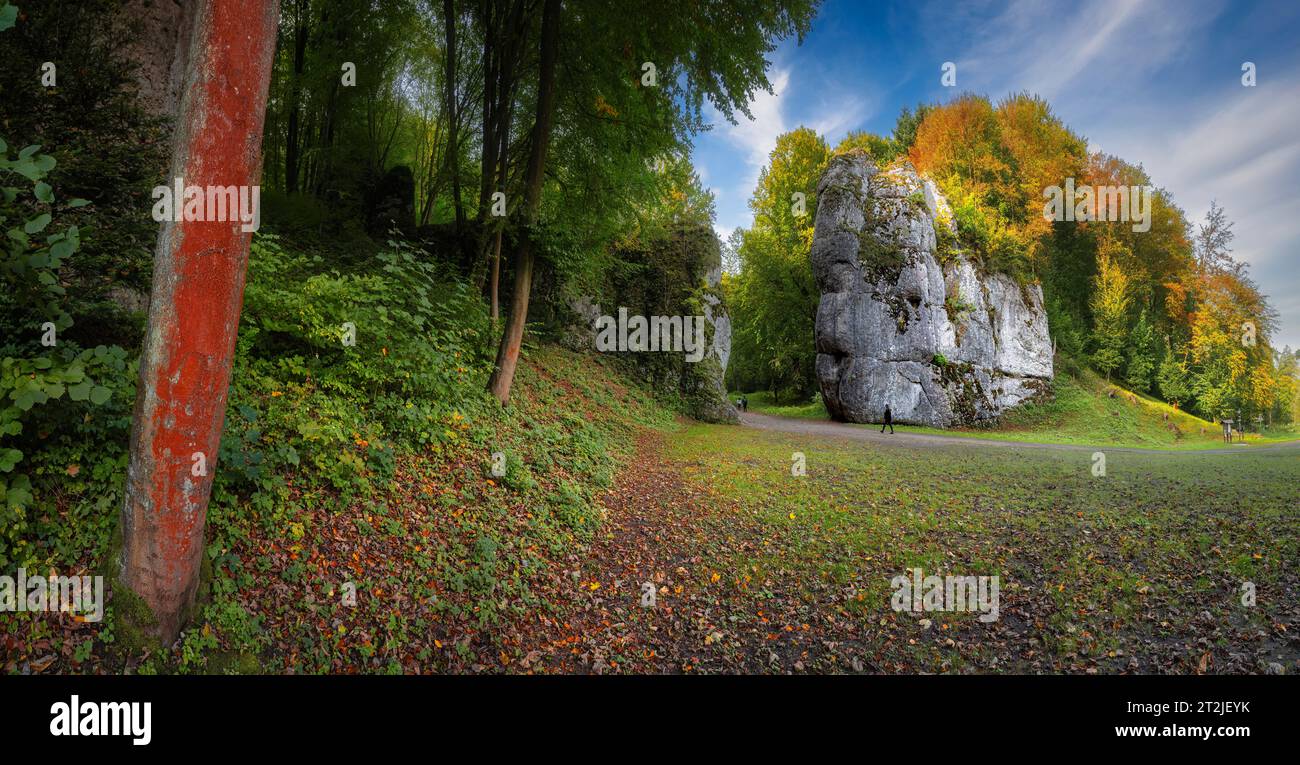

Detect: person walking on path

[880,404,894,434]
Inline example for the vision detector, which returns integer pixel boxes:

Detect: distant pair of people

[735,396,748,412]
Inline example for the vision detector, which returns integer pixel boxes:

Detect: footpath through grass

[737,368,1299,451]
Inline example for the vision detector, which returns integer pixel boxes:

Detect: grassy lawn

[633,422,1298,673]
[737,369,1300,451]
[9,341,1293,675]
[728,390,827,420]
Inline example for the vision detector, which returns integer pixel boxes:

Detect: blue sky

[692,0,1300,349]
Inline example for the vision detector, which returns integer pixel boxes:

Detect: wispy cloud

[942,0,1219,104]
[703,63,868,234]
[717,68,792,190]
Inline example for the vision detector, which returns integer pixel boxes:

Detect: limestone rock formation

[811,152,1053,427]
[561,224,738,424]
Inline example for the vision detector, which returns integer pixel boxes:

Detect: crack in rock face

[811,151,1053,427]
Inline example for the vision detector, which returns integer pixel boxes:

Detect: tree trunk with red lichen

[119,0,281,644]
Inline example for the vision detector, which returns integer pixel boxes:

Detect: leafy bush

[1,136,129,568]
[949,192,1031,284]
[0,0,170,351]
[212,234,494,508]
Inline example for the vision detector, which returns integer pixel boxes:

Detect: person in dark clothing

[880,404,894,434]
[741,396,748,412]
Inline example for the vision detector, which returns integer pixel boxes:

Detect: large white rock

[811,152,1053,426]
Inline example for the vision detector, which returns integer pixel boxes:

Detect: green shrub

[950,190,1031,284]
[1,136,129,568]
[210,234,495,509]
[0,0,170,351]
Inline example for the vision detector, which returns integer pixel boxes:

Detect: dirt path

[527,431,896,674]
[741,411,1300,455]
[527,431,744,674]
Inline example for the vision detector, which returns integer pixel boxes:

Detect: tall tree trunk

[487,104,511,316]
[443,0,465,233]
[485,72,513,318]
[489,228,502,321]
[121,0,194,118]
[419,117,445,226]
[476,0,498,218]
[487,0,560,405]
[285,0,308,194]
[315,1,341,197]
[120,0,280,643]
[474,0,524,286]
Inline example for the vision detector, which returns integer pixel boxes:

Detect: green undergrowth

[184,343,675,675]
[1,231,679,675]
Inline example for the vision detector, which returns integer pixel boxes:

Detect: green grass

[660,420,1299,672]
[3,341,681,675]
[739,367,1299,451]
[728,390,827,420]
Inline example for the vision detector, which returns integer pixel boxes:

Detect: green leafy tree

[1125,308,1157,392]
[891,103,932,154]
[835,130,900,163]
[727,127,828,399]
[1274,347,1299,425]
[1157,340,1191,407]
[488,0,820,403]
[1089,246,1130,380]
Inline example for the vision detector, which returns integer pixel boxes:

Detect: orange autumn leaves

[909,93,1087,242]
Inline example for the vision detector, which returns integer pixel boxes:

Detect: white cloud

[714,68,791,194]
[946,0,1218,102]
[703,66,869,233]
[1087,74,1300,348]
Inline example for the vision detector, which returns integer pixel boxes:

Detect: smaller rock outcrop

[561,224,738,424]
